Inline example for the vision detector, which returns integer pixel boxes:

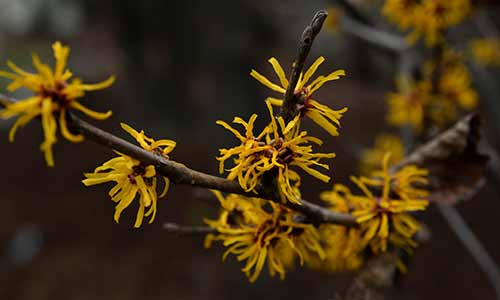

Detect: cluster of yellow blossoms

[206,153,428,281]
[469,38,500,66]
[217,56,347,205]
[360,133,405,174]
[386,49,478,132]
[0,42,114,166]
[83,123,175,228]
[251,56,348,137]
[382,0,471,46]
[206,55,430,282]
[321,153,428,271]
[217,101,335,205]
[204,191,324,282]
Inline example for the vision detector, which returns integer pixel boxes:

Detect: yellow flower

[82,123,175,228]
[0,41,115,166]
[360,133,405,174]
[470,38,500,66]
[307,184,365,273]
[424,49,478,127]
[407,0,471,46]
[388,49,478,131]
[217,102,336,205]
[349,153,429,254]
[320,153,427,260]
[250,56,348,136]
[386,76,432,132]
[204,192,325,283]
[308,223,364,273]
[382,0,471,47]
[382,0,420,31]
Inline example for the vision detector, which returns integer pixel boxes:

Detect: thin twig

[0,93,357,227]
[162,222,216,236]
[332,0,373,26]
[438,204,500,300]
[280,10,328,122]
[70,113,358,226]
[340,15,409,54]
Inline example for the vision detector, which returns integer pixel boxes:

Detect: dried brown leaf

[394,114,489,205]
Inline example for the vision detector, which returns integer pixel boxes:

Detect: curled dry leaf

[394,114,489,205]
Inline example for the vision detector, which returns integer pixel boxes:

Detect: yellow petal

[306,109,340,136]
[266,97,284,106]
[301,56,325,88]
[81,75,115,91]
[59,108,84,143]
[159,177,170,198]
[52,41,70,79]
[250,70,286,93]
[216,120,245,142]
[309,69,346,94]
[31,53,54,82]
[268,57,288,88]
[114,185,138,223]
[70,101,112,120]
[40,98,57,167]
[134,197,146,228]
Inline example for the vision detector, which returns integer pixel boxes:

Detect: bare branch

[344,252,398,300]
[332,0,373,26]
[162,223,216,236]
[340,15,409,54]
[281,10,328,122]
[438,204,500,300]
[0,93,357,227]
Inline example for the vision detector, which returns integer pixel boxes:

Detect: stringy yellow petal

[268,57,289,88]
[250,70,286,93]
[59,108,84,143]
[70,101,112,120]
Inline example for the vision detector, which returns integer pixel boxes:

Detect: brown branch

[70,114,357,226]
[280,10,328,122]
[162,222,216,236]
[0,93,357,227]
[344,252,399,300]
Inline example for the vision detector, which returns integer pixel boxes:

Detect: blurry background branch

[340,15,409,54]
[438,204,500,300]
[343,252,399,300]
[162,223,216,236]
[332,0,373,26]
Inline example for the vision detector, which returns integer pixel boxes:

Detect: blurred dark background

[0,0,499,299]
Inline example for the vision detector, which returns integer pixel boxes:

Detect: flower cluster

[327,153,428,256]
[204,191,324,282]
[386,50,478,131]
[217,101,336,205]
[469,38,500,66]
[251,56,347,137]
[360,133,405,174]
[82,123,175,228]
[383,0,471,46]
[0,42,114,166]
